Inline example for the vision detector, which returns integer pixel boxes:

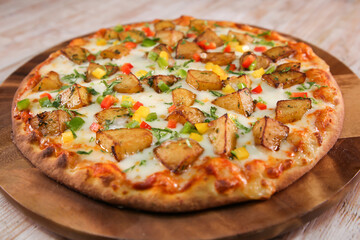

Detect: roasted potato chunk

[228,30,253,44]
[104,29,119,40]
[154,138,204,173]
[145,75,179,93]
[223,75,252,90]
[200,52,236,66]
[275,99,312,123]
[262,71,306,88]
[156,30,184,47]
[208,114,237,156]
[94,108,130,126]
[166,106,205,125]
[118,30,145,43]
[252,116,289,151]
[96,129,152,161]
[239,51,271,70]
[32,71,63,92]
[195,28,223,47]
[154,20,175,32]
[263,46,296,62]
[61,46,89,65]
[172,88,196,106]
[212,88,254,117]
[175,40,203,59]
[276,62,301,72]
[150,44,175,67]
[189,19,208,33]
[100,45,130,59]
[186,70,222,91]
[29,110,71,136]
[85,62,118,82]
[60,84,91,109]
[112,73,143,93]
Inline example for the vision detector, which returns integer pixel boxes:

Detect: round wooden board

[0,27,360,240]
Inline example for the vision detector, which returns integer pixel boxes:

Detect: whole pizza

[12,16,344,212]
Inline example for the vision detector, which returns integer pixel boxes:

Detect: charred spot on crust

[215,179,235,193]
[42,146,55,158]
[56,153,68,168]
[28,131,40,143]
[100,175,115,187]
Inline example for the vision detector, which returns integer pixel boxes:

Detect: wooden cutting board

[0,32,359,240]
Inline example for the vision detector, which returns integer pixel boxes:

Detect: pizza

[11,16,344,212]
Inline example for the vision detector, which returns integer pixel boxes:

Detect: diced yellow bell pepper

[121,95,135,104]
[235,45,250,53]
[132,106,150,122]
[135,70,148,78]
[228,41,239,50]
[112,40,120,45]
[212,65,228,80]
[189,132,203,142]
[222,84,236,94]
[219,34,230,41]
[195,123,209,134]
[96,38,107,46]
[62,131,74,143]
[205,62,214,70]
[252,68,265,78]
[232,147,249,160]
[91,67,106,79]
[159,51,169,61]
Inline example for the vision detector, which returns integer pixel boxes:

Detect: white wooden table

[0,0,359,239]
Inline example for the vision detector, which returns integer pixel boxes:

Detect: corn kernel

[159,51,169,61]
[189,132,203,142]
[195,123,209,134]
[112,40,120,45]
[135,70,148,78]
[96,38,107,46]
[232,147,249,160]
[62,131,74,143]
[252,68,265,78]
[91,67,106,79]
[222,84,236,94]
[121,95,135,104]
[132,106,150,122]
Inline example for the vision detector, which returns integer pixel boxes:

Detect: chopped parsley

[230,117,252,134]
[209,90,225,97]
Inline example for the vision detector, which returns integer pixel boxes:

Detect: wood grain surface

[0,0,359,239]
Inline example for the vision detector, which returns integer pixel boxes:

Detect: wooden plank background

[0,0,359,239]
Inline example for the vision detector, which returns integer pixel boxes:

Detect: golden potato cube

[223,75,252,90]
[252,116,289,151]
[118,30,145,43]
[195,28,224,47]
[239,51,271,70]
[200,52,236,66]
[29,110,71,136]
[275,99,312,123]
[212,88,254,117]
[189,19,208,33]
[155,30,184,47]
[94,108,130,126]
[263,46,296,62]
[60,84,91,109]
[154,138,204,173]
[228,30,253,44]
[175,40,203,59]
[96,128,153,161]
[186,70,222,91]
[262,70,306,88]
[86,62,118,82]
[154,20,175,32]
[208,114,237,156]
[172,88,196,106]
[104,29,119,40]
[276,62,301,72]
[145,75,179,93]
[100,45,130,59]
[112,73,143,93]
[32,71,63,92]
[166,106,205,125]
[61,46,89,65]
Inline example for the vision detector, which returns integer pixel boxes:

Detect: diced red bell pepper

[193,53,201,62]
[100,95,117,109]
[140,121,152,130]
[223,45,231,53]
[251,85,263,94]
[39,93,52,100]
[186,33,196,38]
[254,46,267,52]
[133,101,143,110]
[87,54,96,62]
[124,42,137,49]
[168,104,176,113]
[167,119,177,129]
[256,102,267,110]
[290,92,308,98]
[142,27,155,37]
[90,122,102,132]
[229,64,236,71]
[121,63,134,75]
[197,40,216,50]
[242,54,256,68]
[124,25,132,31]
